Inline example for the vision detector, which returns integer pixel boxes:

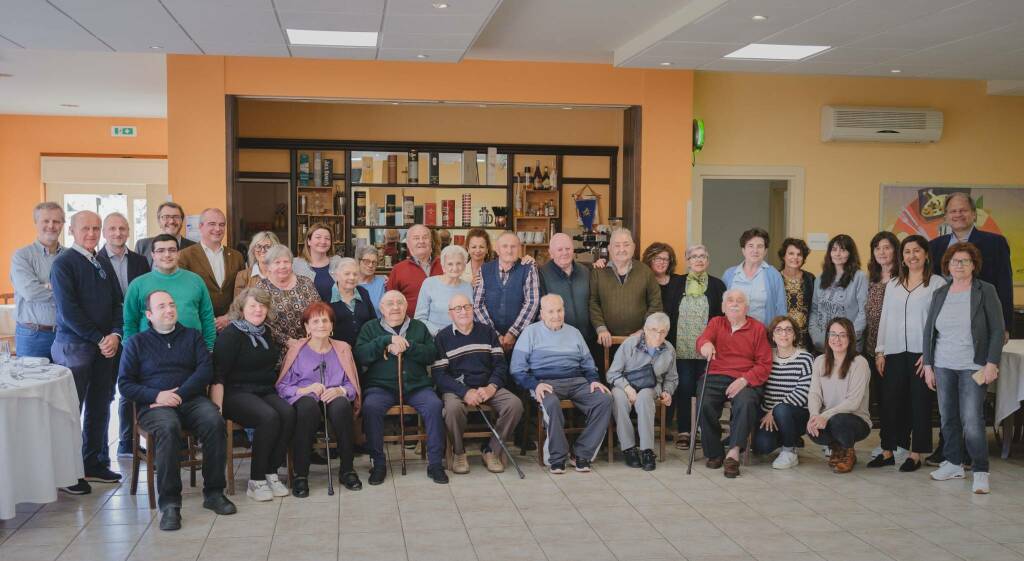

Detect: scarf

[685,271,708,297]
[232,319,269,350]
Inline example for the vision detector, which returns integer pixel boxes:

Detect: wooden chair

[129,404,202,510]
[384,404,427,474]
[224,420,255,495]
[535,399,590,467]
[0,292,14,304]
[602,337,668,462]
[444,403,494,468]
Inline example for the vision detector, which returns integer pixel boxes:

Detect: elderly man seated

[433,293,524,474]
[355,290,447,485]
[695,289,772,478]
[118,290,235,531]
[606,312,678,471]
[511,294,612,474]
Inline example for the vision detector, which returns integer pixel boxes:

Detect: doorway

[690,165,805,278]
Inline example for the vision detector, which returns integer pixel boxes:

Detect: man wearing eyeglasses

[51,210,125,494]
[135,202,196,265]
[121,234,216,350]
[432,294,523,475]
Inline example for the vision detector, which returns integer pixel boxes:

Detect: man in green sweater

[589,228,662,348]
[123,234,216,350]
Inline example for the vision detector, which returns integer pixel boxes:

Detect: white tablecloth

[996,340,1024,427]
[0,363,84,520]
[0,304,14,336]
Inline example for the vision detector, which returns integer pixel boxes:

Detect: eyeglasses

[688,254,708,261]
[253,244,272,252]
[448,304,473,313]
[157,214,183,221]
[152,247,178,255]
[827,331,849,339]
[773,327,795,334]
[949,258,973,267]
[651,256,670,263]
[360,258,378,266]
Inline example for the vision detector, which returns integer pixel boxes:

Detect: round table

[996,339,1024,459]
[0,362,84,520]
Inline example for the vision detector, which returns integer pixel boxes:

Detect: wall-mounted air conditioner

[821,106,943,143]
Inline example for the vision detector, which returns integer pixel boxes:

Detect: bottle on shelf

[299,195,307,215]
[299,153,310,186]
[429,153,440,184]
[542,166,551,189]
[334,188,344,216]
[408,149,419,184]
[532,160,543,188]
[523,167,532,190]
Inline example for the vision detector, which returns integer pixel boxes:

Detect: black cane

[318,360,335,496]
[397,352,407,476]
[478,406,525,479]
[687,360,713,475]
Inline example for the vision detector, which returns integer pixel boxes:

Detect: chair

[224,419,255,495]
[129,404,202,510]
[535,399,590,467]
[602,337,668,462]
[0,292,13,304]
[444,403,494,468]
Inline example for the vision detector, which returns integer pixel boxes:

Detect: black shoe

[427,465,450,484]
[867,454,895,468]
[202,494,237,515]
[572,457,592,473]
[899,458,922,472]
[641,449,657,471]
[368,464,387,486]
[292,477,309,498]
[84,466,122,483]
[925,450,944,467]
[549,461,566,474]
[340,471,362,491]
[796,437,805,448]
[59,478,92,495]
[159,507,181,531]
[623,447,642,468]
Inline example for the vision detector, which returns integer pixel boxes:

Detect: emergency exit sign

[111,126,137,137]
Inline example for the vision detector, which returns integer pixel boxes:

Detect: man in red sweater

[386,224,442,316]
[695,289,771,478]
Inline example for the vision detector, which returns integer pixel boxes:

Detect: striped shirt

[762,349,814,412]
[431,321,509,397]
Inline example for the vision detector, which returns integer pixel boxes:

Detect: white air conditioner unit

[821,106,943,143]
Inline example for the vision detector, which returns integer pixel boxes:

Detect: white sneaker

[246,480,273,501]
[973,472,990,494]
[822,446,831,459]
[930,461,966,481]
[265,474,289,497]
[772,450,799,470]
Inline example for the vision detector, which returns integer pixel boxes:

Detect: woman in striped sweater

[752,315,814,469]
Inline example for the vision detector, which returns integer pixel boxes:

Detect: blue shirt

[10,240,62,326]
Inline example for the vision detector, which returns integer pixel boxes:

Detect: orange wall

[0,115,167,292]
[167,55,694,256]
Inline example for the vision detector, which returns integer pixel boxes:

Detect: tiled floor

[4,432,1024,561]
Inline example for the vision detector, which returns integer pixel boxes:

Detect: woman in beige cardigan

[233,231,279,298]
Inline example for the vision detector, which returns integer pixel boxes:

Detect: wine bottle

[542,166,551,189]
[532,161,543,189]
[523,167,532,190]
[429,153,440,184]
[408,149,419,184]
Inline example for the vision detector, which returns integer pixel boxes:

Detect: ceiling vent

[821,106,943,143]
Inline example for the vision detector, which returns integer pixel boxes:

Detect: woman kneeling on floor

[606,312,678,471]
[806,317,871,473]
[277,301,363,496]
[752,315,813,469]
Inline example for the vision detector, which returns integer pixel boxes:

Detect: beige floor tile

[273,515,336,536]
[604,538,684,560]
[89,509,156,526]
[473,542,545,561]
[883,545,962,561]
[0,544,67,561]
[125,540,204,561]
[74,523,149,544]
[527,521,599,543]
[268,536,338,561]
[823,512,901,531]
[591,520,664,541]
[56,540,135,561]
[460,507,524,529]
[977,524,1024,543]
[197,535,272,561]
[940,541,1024,561]
[539,539,615,561]
[817,549,894,561]
[579,505,646,526]
[667,534,746,557]
[466,524,534,545]
[399,508,465,531]
[714,516,783,536]
[794,531,873,553]
[21,511,92,528]
[338,511,403,535]
[730,532,810,556]
[911,524,994,545]
[207,514,278,538]
[3,526,80,547]
[520,506,585,527]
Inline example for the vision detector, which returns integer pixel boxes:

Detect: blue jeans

[753,403,809,454]
[935,367,989,473]
[52,340,114,471]
[361,387,446,468]
[15,324,55,360]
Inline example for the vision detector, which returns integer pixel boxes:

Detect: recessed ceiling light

[477,104,487,108]
[149,45,163,50]
[562,107,573,110]
[286,29,378,47]
[432,2,449,8]
[391,102,400,105]
[752,15,768,21]
[724,43,830,61]
[416,53,429,59]
[59,103,79,108]
[0,73,13,78]
[890,69,902,73]
[659,62,672,67]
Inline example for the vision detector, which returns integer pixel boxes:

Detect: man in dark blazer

[135,201,195,265]
[96,213,150,459]
[176,208,245,331]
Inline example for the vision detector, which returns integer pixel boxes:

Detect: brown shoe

[705,456,723,469]
[833,448,856,473]
[723,457,741,478]
[452,453,470,474]
[675,433,691,450]
[827,447,840,468]
[482,451,504,473]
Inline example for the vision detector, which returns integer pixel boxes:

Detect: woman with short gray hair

[234,231,280,298]
[255,244,320,351]
[415,244,472,335]
[355,245,387,311]
[329,257,377,347]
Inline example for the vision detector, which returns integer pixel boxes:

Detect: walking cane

[478,407,526,479]
[686,360,713,475]
[317,360,335,495]
[396,352,407,476]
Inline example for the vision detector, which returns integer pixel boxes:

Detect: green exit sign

[111,126,137,137]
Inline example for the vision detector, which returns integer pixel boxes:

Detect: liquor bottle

[299,153,310,186]
[429,153,440,184]
[523,167,532,190]
[408,149,419,184]
[542,167,551,189]
[334,188,344,216]
[532,160,543,189]
[513,174,522,216]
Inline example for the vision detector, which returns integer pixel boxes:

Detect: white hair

[684,244,708,259]
[440,244,469,263]
[262,244,293,266]
[722,289,749,305]
[540,293,563,309]
[609,228,634,244]
[644,312,671,331]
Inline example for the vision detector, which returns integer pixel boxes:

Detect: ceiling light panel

[724,43,830,60]
[286,29,378,47]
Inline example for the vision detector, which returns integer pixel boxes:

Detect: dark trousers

[223,390,296,479]
[880,352,933,453]
[137,397,226,510]
[809,413,871,449]
[362,387,446,468]
[935,367,989,472]
[291,395,354,476]
[699,374,763,459]
[753,403,809,454]
[667,358,704,433]
[53,341,114,471]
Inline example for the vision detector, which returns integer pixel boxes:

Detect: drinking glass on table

[0,341,10,363]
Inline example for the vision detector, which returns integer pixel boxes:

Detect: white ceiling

[2,0,1024,117]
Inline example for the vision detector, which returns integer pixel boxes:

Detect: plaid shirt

[473,261,540,338]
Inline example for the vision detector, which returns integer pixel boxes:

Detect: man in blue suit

[96,213,151,460]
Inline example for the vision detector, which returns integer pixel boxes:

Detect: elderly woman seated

[355,290,447,485]
[606,312,678,471]
[695,289,772,479]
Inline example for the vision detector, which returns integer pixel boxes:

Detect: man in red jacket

[695,289,772,479]
[387,224,441,316]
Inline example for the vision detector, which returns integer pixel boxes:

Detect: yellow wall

[694,72,1024,265]
[167,55,694,257]
[0,115,167,292]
